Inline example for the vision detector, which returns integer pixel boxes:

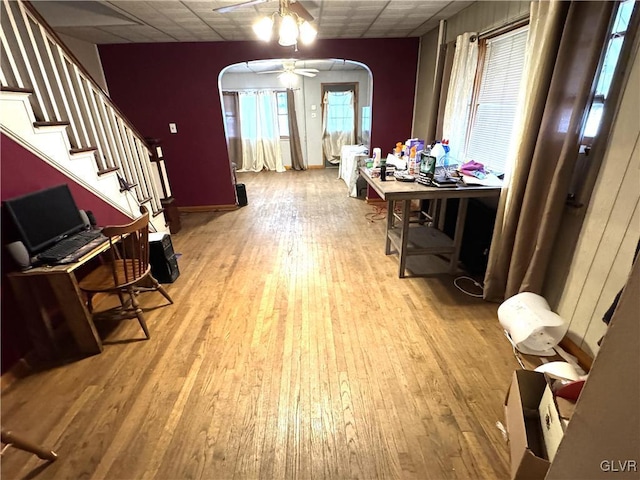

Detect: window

[324,91,355,133]
[276,91,289,138]
[583,0,635,141]
[465,26,529,174]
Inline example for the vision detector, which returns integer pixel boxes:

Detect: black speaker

[149,233,180,283]
[236,183,248,207]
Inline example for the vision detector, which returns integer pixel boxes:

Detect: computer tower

[149,233,180,283]
[236,183,248,207]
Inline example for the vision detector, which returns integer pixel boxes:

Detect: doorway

[321,83,358,168]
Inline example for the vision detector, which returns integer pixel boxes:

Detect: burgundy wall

[99,38,419,207]
[1,133,130,373]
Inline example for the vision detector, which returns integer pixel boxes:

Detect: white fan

[257,61,318,78]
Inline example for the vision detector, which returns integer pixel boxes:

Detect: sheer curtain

[483,1,616,301]
[237,91,285,173]
[442,32,478,163]
[322,91,355,165]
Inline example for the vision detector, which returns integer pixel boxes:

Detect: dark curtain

[287,89,305,170]
[484,1,616,301]
[222,92,242,177]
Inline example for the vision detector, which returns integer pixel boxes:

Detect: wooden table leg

[8,275,59,360]
[385,199,394,255]
[398,199,412,278]
[47,272,102,355]
[450,197,469,274]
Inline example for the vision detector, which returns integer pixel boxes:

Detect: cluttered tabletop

[359,139,504,201]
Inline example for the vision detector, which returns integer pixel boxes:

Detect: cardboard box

[504,370,555,479]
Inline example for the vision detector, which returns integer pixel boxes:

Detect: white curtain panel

[238,91,285,173]
[322,91,355,164]
[442,32,479,164]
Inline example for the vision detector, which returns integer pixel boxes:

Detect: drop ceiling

[33,0,474,45]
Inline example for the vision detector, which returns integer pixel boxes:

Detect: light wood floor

[1,169,519,479]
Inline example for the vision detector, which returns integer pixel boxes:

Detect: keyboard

[38,229,107,263]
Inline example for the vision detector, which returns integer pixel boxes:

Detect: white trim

[1,124,134,219]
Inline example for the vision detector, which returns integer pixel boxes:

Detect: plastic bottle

[430,141,445,166]
[408,146,417,175]
[442,139,451,171]
[395,142,403,157]
[372,147,381,168]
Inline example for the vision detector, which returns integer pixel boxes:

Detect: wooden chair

[78,206,172,339]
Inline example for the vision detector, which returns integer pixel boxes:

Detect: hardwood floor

[1,169,519,479]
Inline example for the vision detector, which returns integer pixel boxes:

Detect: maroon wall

[1,133,131,373]
[99,38,419,207]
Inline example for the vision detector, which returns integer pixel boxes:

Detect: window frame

[463,22,530,174]
[276,90,289,139]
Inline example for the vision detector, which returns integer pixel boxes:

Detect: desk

[360,167,501,277]
[8,240,114,357]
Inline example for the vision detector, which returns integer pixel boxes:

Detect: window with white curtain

[465,26,528,174]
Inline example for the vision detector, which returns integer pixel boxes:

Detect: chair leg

[128,287,150,339]
[150,275,173,304]
[1,430,58,461]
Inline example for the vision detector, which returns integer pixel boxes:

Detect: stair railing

[0,0,169,217]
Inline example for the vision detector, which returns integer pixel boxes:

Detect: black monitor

[3,184,85,255]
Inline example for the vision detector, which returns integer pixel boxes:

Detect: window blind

[465,26,528,174]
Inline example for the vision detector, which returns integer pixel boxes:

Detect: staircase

[0,0,171,232]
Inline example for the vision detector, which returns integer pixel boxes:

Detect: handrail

[22,1,152,151]
[0,0,171,218]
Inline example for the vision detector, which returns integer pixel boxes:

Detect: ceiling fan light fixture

[298,20,317,45]
[253,16,273,42]
[279,70,298,87]
[278,14,298,46]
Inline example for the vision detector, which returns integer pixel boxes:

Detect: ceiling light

[252,0,317,48]
[278,14,299,46]
[279,70,298,87]
[299,21,317,45]
[252,16,274,42]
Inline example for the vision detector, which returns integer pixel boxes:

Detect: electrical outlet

[311,112,317,118]
[169,123,177,134]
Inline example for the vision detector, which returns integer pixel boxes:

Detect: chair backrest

[102,206,150,287]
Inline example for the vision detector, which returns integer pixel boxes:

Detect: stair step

[1,86,34,94]
[33,120,70,128]
[70,146,98,154]
[139,196,152,204]
[97,166,119,176]
[152,208,165,218]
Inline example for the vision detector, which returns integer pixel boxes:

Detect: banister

[22,0,153,152]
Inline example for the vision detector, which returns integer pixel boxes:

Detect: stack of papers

[460,173,503,187]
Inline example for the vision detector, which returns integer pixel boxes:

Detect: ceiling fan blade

[294,68,319,73]
[213,0,270,14]
[288,1,314,22]
[294,70,316,77]
[257,70,285,74]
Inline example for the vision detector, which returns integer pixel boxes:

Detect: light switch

[311,112,317,118]
[169,123,177,134]
[311,104,317,111]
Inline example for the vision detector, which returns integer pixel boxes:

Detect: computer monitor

[3,184,85,255]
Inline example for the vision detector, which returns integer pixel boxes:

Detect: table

[8,240,114,358]
[360,167,501,277]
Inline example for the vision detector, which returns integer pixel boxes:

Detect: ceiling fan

[213,0,314,22]
[257,61,319,78]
